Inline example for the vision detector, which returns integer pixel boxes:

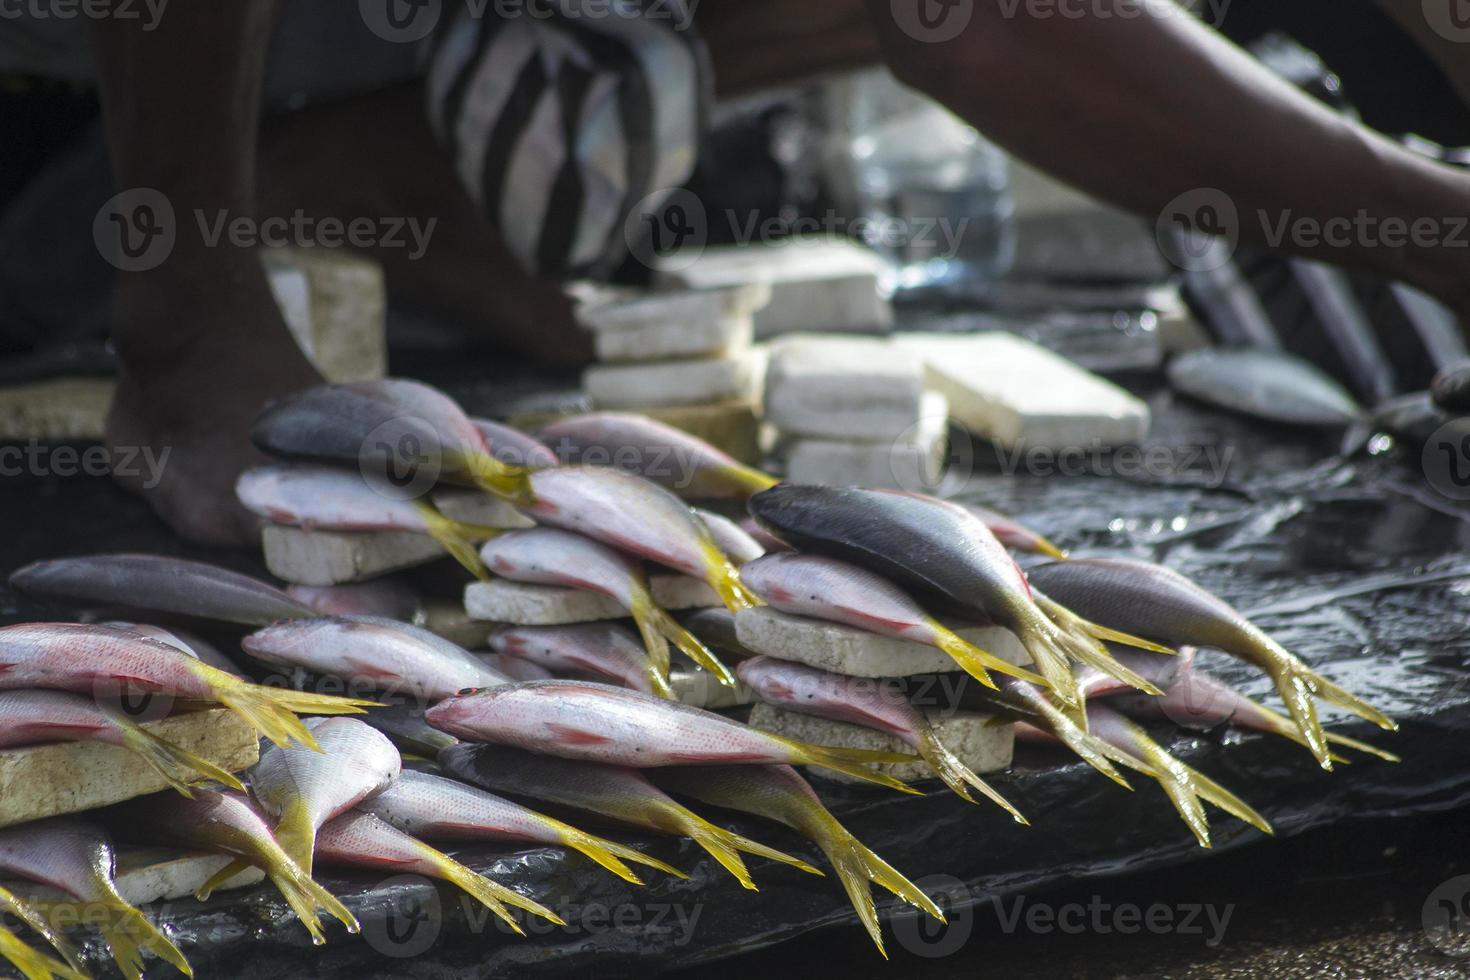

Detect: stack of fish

[0,375,1401,975]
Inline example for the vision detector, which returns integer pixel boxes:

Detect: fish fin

[272,798,319,876]
[1014,622,1083,711]
[916,726,1028,824]
[0,927,86,980]
[1124,721,1271,845]
[592,840,688,880]
[194,860,252,902]
[930,623,1042,690]
[720,829,824,877]
[1061,637,1164,698]
[1026,694,1132,789]
[93,901,193,979]
[770,736,923,794]
[415,844,564,934]
[450,449,535,507]
[1326,731,1401,763]
[554,829,642,885]
[414,500,496,581]
[645,603,735,687]
[1309,671,1397,732]
[1081,625,1175,656]
[0,891,86,977]
[263,872,332,946]
[675,816,757,890]
[1234,692,1401,764]
[263,691,382,714]
[114,718,246,795]
[1029,538,1068,561]
[698,537,762,613]
[202,665,376,749]
[628,590,674,685]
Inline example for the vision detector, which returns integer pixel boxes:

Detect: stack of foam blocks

[763,335,950,490]
[575,284,773,466]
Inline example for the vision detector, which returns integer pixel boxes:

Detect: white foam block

[595,314,753,364]
[764,335,923,440]
[584,353,759,409]
[420,598,494,650]
[0,709,259,829]
[734,606,1027,678]
[7,851,265,908]
[464,575,720,625]
[262,525,446,586]
[431,489,535,529]
[578,283,770,363]
[657,239,894,339]
[896,332,1150,449]
[748,704,1013,785]
[780,394,949,489]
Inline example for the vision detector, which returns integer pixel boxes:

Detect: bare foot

[106,263,322,547]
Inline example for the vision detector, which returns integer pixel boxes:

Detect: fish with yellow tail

[0,886,87,980]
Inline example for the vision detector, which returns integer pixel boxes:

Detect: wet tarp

[3,388,1469,979]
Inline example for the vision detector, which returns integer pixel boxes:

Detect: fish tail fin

[1035,593,1175,656]
[770,735,922,794]
[272,798,319,876]
[1310,671,1398,732]
[114,718,246,795]
[1059,634,1164,697]
[731,465,779,495]
[1030,537,1068,561]
[646,603,734,687]
[454,450,535,507]
[1126,722,1271,846]
[930,623,1045,690]
[720,827,824,877]
[1027,694,1132,789]
[628,590,674,684]
[418,845,564,934]
[194,860,253,902]
[554,828,643,885]
[414,500,496,581]
[1261,658,1331,770]
[255,690,380,715]
[0,891,86,978]
[1239,693,1401,764]
[1326,731,1401,763]
[698,537,762,612]
[916,727,1028,824]
[672,815,757,890]
[594,840,688,880]
[0,928,85,980]
[1016,622,1084,712]
[95,901,193,979]
[210,679,321,750]
[262,871,332,946]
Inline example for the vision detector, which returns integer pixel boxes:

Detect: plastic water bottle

[847,72,1015,298]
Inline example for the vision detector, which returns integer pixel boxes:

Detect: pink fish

[490,623,670,697]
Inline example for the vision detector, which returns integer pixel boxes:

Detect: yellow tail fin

[272,798,319,876]
[828,833,945,958]
[199,662,380,750]
[115,718,247,795]
[452,449,535,507]
[415,500,497,581]
[0,889,85,978]
[1016,621,1084,712]
[646,603,734,686]
[419,845,564,936]
[0,927,84,980]
[586,838,688,881]
[93,901,194,980]
[628,591,674,684]
[676,816,757,890]
[931,624,1046,689]
[698,538,763,613]
[1025,694,1132,789]
[194,859,253,902]
[916,727,1027,824]
[772,736,922,795]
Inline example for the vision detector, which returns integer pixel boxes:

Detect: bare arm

[865,0,1470,316]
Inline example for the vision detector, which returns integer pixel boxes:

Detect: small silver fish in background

[1166,348,1361,427]
[242,616,510,704]
[440,743,820,890]
[237,464,503,580]
[739,552,1046,690]
[477,651,556,683]
[655,765,944,957]
[489,623,671,697]
[739,516,792,553]
[313,811,563,936]
[8,553,314,626]
[362,768,684,884]
[0,818,192,980]
[427,680,918,792]
[251,378,533,504]
[470,418,559,470]
[287,580,424,623]
[1016,701,1271,848]
[522,466,763,611]
[248,718,402,874]
[537,412,778,500]
[0,690,246,795]
[737,657,1025,821]
[0,884,85,980]
[695,508,765,564]
[125,790,359,945]
[479,527,733,686]
[362,701,462,759]
[1026,557,1396,769]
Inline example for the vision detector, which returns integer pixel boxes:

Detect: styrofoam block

[0,709,259,829]
[420,599,494,650]
[431,489,535,529]
[262,525,446,586]
[584,353,759,409]
[781,395,948,489]
[595,314,753,363]
[656,239,893,339]
[734,606,1027,678]
[576,282,769,331]
[764,335,923,440]
[511,400,763,467]
[748,703,1013,784]
[115,850,266,904]
[895,332,1150,449]
[464,575,720,625]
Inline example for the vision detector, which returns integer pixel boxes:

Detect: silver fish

[489,623,670,697]
[736,657,1025,820]
[537,412,777,499]
[1167,348,1360,427]
[287,581,424,623]
[8,553,314,626]
[477,651,556,682]
[696,508,765,564]
[470,418,558,470]
[874,489,1065,559]
[426,680,917,793]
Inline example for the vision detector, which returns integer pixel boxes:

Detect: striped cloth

[426,0,708,279]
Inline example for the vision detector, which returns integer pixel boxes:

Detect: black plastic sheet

[3,391,1469,979]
